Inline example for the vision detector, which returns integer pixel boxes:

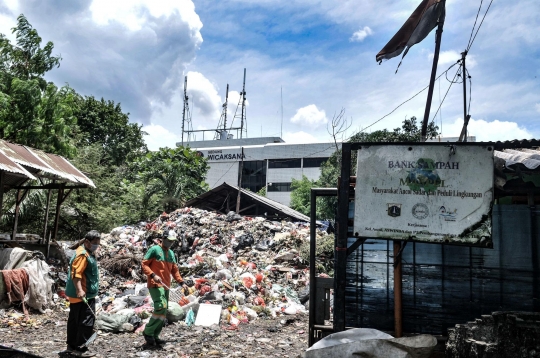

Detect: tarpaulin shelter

[0,140,95,257]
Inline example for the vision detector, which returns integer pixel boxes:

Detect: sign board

[353,144,494,247]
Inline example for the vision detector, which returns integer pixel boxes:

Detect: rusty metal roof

[0,150,36,180]
[185,182,310,222]
[0,140,95,188]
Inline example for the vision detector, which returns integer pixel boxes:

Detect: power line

[467,0,494,52]
[211,161,237,187]
[359,62,458,133]
[430,65,462,122]
[467,68,472,115]
[467,0,484,49]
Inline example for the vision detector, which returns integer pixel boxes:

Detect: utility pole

[236,147,244,213]
[181,76,188,146]
[459,51,470,142]
[280,86,283,139]
[240,68,247,138]
[421,20,444,142]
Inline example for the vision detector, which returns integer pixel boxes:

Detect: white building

[180,137,339,206]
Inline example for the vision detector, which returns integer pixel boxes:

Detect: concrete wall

[266,192,292,207]
[205,161,239,188]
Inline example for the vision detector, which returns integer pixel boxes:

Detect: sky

[0,0,538,150]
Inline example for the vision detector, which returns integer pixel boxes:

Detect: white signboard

[353,145,494,246]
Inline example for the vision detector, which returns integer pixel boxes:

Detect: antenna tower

[180,76,193,145]
[231,68,247,138]
[214,84,229,140]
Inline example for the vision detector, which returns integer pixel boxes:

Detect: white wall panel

[267,168,303,183]
[302,167,322,181]
[266,192,291,206]
[205,162,239,188]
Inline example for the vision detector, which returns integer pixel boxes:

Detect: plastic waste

[185,308,195,327]
[166,302,185,322]
[96,313,130,332]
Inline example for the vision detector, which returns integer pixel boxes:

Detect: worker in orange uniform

[65,230,101,357]
[141,231,187,346]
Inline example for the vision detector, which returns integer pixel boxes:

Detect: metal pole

[12,189,21,241]
[393,240,403,337]
[181,76,187,146]
[280,86,283,139]
[224,84,229,133]
[529,192,539,312]
[240,68,247,139]
[236,147,244,213]
[459,51,469,142]
[52,184,64,244]
[309,188,317,346]
[421,21,444,141]
[334,143,351,332]
[42,186,52,243]
[0,172,4,222]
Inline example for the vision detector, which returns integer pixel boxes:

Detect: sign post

[354,144,494,247]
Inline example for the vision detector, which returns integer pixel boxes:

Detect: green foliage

[256,186,266,197]
[299,233,335,275]
[132,147,209,213]
[291,117,440,221]
[289,175,317,216]
[0,15,76,157]
[74,96,147,166]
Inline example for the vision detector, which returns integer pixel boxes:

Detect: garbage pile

[92,207,332,333]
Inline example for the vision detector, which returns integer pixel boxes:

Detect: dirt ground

[0,308,308,358]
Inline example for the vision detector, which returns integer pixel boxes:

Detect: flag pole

[421,20,444,142]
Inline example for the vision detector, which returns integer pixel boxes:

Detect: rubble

[0,207,334,356]
[95,207,331,332]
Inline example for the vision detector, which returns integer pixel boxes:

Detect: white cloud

[536,103,540,113]
[429,50,477,68]
[350,26,373,42]
[226,90,249,117]
[282,131,322,144]
[185,71,222,125]
[443,118,533,141]
[143,123,181,150]
[290,104,328,128]
[89,0,202,35]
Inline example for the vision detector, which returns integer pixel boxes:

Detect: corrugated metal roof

[185,182,310,222]
[0,150,37,180]
[0,140,95,187]
[232,184,311,222]
[494,148,540,170]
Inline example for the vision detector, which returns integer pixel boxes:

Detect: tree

[290,175,317,216]
[133,147,209,213]
[74,96,147,166]
[0,15,76,157]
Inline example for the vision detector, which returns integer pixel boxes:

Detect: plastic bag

[166,302,185,322]
[96,313,130,332]
[185,308,195,327]
[22,259,54,312]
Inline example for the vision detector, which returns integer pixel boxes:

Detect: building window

[268,158,301,169]
[267,182,292,192]
[303,157,329,168]
[240,160,266,193]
